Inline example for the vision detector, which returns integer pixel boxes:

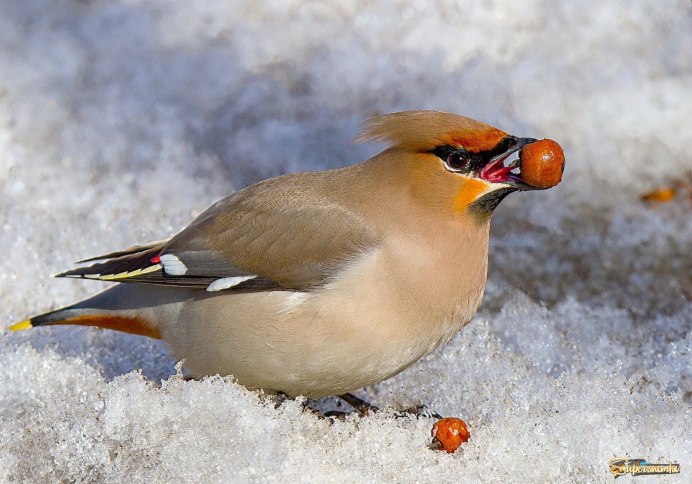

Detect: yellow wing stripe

[98,263,162,281]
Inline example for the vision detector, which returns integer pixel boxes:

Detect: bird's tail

[10,305,161,339]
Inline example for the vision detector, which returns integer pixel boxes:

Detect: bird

[10,110,563,400]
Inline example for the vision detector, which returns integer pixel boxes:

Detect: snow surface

[1,0,690,482]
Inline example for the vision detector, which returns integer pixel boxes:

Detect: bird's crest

[356,110,508,153]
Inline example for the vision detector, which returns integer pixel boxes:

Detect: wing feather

[57,170,381,291]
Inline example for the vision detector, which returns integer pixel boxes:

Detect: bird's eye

[445,151,470,172]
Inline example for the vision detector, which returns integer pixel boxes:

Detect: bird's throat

[468,187,515,220]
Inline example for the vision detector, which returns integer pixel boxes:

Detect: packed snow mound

[1,0,690,482]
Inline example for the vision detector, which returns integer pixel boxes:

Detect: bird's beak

[479,137,539,191]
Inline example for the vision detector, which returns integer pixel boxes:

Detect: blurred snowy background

[1,0,690,481]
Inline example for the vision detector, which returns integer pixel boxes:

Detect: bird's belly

[159,247,485,398]
[163,292,464,398]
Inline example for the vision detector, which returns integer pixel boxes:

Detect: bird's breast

[295,223,490,384]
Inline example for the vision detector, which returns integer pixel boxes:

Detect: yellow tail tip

[9,320,33,331]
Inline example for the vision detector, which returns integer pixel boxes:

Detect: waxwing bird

[11,110,564,399]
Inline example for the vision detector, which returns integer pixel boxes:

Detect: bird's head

[358,110,562,220]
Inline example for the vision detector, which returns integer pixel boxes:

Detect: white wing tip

[159,254,188,276]
[206,275,257,292]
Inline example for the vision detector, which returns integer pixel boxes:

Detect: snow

[1,0,690,481]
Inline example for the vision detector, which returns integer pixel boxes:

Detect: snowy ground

[1,0,690,482]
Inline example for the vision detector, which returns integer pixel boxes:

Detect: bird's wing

[57,176,382,291]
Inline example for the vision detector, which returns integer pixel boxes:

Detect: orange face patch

[454,177,492,212]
